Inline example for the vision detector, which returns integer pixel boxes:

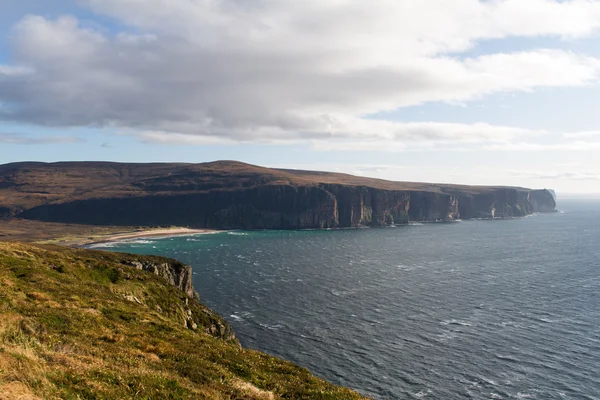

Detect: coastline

[78,227,221,247]
[0,219,222,246]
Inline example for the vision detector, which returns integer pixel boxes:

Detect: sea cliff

[0,161,556,230]
[16,185,556,229]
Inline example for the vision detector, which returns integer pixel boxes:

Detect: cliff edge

[0,160,556,229]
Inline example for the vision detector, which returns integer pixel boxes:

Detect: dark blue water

[99,200,600,399]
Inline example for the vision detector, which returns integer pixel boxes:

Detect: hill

[0,242,367,399]
[0,160,556,230]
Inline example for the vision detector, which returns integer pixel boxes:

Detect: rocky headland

[0,160,556,231]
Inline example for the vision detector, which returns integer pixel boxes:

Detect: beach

[0,219,219,247]
[85,227,219,246]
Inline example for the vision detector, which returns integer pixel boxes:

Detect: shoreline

[81,227,221,247]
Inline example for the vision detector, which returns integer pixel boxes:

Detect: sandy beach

[0,218,221,247]
[83,227,220,246]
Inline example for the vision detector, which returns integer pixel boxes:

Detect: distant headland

[0,160,556,236]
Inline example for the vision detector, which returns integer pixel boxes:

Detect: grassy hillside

[0,242,367,400]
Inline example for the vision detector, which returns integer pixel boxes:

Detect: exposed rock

[123,259,196,299]
[529,189,558,213]
[120,258,236,341]
[18,185,557,228]
[1,160,557,229]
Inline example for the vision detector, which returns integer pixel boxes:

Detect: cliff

[0,161,556,230]
[122,259,197,300]
[0,242,367,399]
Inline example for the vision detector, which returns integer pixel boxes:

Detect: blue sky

[1,0,600,194]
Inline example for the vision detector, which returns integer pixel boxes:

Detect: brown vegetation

[0,242,368,399]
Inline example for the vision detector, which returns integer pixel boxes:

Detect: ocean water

[99,200,600,399]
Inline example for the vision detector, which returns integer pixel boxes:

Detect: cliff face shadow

[0,160,556,229]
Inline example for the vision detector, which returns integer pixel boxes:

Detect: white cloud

[484,141,600,151]
[564,130,600,138]
[85,0,600,52]
[271,162,600,193]
[1,1,600,148]
[0,132,83,144]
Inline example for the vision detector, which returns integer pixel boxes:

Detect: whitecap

[436,332,457,342]
[87,242,118,248]
[517,391,538,399]
[441,319,472,327]
[414,389,432,398]
[123,239,156,244]
[259,323,283,330]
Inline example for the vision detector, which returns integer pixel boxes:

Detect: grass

[0,242,368,399]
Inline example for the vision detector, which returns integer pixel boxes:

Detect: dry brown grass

[0,381,43,400]
[232,378,276,400]
[0,242,369,399]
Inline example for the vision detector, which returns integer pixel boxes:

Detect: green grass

[0,242,368,399]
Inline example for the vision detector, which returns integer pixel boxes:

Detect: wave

[123,239,156,244]
[413,389,432,398]
[88,242,118,248]
[88,238,155,248]
[229,314,243,321]
[441,319,472,327]
[259,323,283,330]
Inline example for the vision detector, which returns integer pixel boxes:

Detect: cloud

[133,121,545,148]
[1,1,600,148]
[0,132,83,144]
[483,142,600,151]
[272,162,600,190]
[507,168,600,181]
[564,130,600,138]
[537,172,600,180]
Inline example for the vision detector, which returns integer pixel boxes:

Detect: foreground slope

[0,160,556,229]
[0,242,367,400]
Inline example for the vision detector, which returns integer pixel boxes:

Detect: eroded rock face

[19,186,557,228]
[1,160,558,228]
[528,189,558,213]
[121,259,236,341]
[124,260,196,299]
[407,192,459,222]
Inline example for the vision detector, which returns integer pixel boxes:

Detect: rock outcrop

[118,256,235,341]
[123,259,196,299]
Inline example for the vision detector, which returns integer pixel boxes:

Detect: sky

[1,1,600,194]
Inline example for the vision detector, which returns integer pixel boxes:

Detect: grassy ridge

[0,242,367,399]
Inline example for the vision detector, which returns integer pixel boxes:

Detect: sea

[93,199,600,399]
